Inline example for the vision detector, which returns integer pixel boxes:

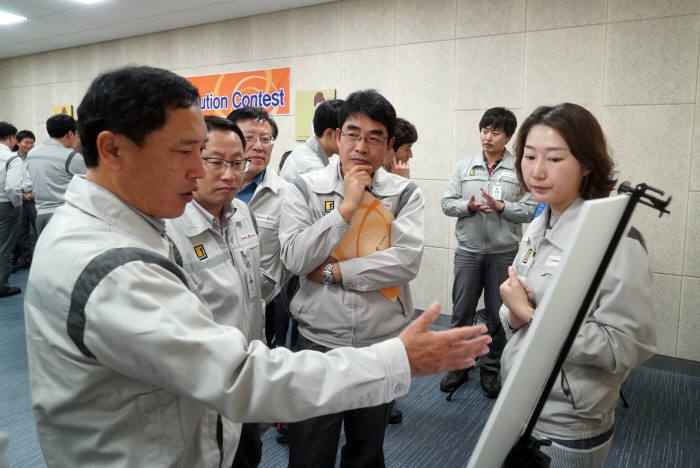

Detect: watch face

[322,264,334,284]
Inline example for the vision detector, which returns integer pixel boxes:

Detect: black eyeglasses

[201,157,251,173]
[340,131,388,147]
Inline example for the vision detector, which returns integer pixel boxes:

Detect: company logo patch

[469,168,475,176]
[522,249,533,263]
[194,245,208,261]
[324,201,334,212]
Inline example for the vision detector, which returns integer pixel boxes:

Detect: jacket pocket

[560,368,577,410]
[136,389,185,466]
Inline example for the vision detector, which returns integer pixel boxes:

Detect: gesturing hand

[467,194,493,215]
[480,188,505,212]
[399,302,491,377]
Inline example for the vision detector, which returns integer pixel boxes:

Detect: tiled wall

[0,0,698,360]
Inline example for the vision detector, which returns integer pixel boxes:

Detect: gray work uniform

[25,138,87,233]
[25,175,411,468]
[500,198,656,465]
[0,144,23,290]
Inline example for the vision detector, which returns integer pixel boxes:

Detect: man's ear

[95,130,123,170]
[322,128,335,140]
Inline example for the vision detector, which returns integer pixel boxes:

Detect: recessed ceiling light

[0,11,27,25]
[74,0,105,4]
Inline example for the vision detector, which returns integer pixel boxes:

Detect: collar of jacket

[306,158,408,197]
[64,175,168,243]
[177,199,242,237]
[255,166,285,196]
[307,135,330,166]
[524,196,585,251]
[469,148,516,171]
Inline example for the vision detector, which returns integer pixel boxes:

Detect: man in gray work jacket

[25,113,86,234]
[440,107,536,399]
[279,90,425,468]
[25,65,491,468]
[280,99,344,182]
[0,122,22,297]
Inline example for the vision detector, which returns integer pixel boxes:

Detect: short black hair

[77,66,200,168]
[479,107,517,138]
[46,114,77,139]
[312,99,344,137]
[279,150,292,173]
[16,130,36,142]
[392,118,417,151]
[226,107,278,139]
[0,122,18,140]
[338,90,396,140]
[203,115,246,152]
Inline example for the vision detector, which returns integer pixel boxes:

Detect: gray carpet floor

[2,268,698,467]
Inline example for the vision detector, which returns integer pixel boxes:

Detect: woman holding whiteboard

[498,103,657,467]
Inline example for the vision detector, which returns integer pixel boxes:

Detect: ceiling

[0,0,329,60]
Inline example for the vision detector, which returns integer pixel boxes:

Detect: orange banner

[187,67,290,117]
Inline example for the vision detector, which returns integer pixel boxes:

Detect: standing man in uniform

[12,130,37,270]
[280,99,344,181]
[0,122,23,297]
[24,65,491,467]
[166,115,265,467]
[440,107,536,399]
[26,114,87,234]
[227,107,291,349]
[279,90,425,468]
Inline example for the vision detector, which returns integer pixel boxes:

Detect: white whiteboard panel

[466,194,630,468]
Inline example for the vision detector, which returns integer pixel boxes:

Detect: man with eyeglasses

[166,115,265,467]
[226,107,292,351]
[279,90,426,468]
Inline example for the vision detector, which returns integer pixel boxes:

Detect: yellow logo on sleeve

[194,245,208,260]
[325,201,334,212]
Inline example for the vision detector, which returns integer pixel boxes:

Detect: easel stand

[503,182,671,468]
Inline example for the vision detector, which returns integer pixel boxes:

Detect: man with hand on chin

[279,90,427,468]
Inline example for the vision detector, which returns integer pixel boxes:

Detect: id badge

[491,183,503,200]
[240,248,257,298]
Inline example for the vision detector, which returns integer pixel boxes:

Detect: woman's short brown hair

[514,103,616,200]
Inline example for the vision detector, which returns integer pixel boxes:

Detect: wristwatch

[321,262,336,285]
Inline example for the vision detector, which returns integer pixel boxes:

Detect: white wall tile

[120,35,150,67]
[678,276,700,360]
[394,41,455,181]
[214,18,251,65]
[603,104,693,275]
[291,53,341,101]
[340,47,394,101]
[604,16,700,105]
[684,192,700,277]
[395,0,455,45]
[293,2,340,56]
[414,179,451,249]
[95,40,126,75]
[454,34,525,110]
[652,273,681,356]
[456,0,525,38]
[523,26,605,119]
[411,246,450,312]
[341,0,394,51]
[526,0,607,30]
[250,10,294,60]
[608,0,700,22]
[145,30,179,70]
[691,69,700,191]
[174,24,215,69]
